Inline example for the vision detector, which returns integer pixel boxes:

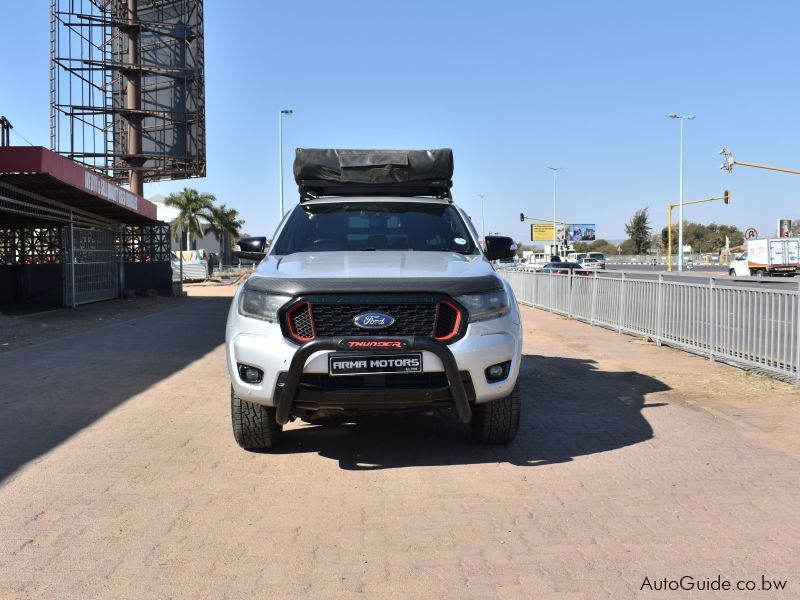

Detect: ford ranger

[226,149,522,449]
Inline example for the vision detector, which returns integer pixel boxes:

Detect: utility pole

[668,113,695,272]
[477,194,485,244]
[278,109,293,218]
[548,167,562,255]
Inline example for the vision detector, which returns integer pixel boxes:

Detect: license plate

[328,352,423,376]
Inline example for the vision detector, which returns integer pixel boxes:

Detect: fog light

[485,361,510,383]
[237,364,263,383]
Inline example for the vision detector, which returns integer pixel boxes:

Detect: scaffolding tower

[50,0,205,195]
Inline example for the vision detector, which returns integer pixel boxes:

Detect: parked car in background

[566,252,586,263]
[583,251,606,269]
[538,261,592,276]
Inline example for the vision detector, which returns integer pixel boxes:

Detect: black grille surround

[279,294,467,344]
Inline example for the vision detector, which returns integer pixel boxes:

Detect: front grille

[287,302,315,341]
[311,303,438,337]
[281,295,466,344]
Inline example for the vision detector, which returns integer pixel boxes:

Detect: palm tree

[205,204,245,264]
[165,188,216,251]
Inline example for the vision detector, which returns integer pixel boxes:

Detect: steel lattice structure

[0,227,63,266]
[1,224,171,267]
[50,0,205,194]
[122,223,171,262]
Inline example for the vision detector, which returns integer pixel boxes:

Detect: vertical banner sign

[564,224,597,242]
[531,224,555,241]
[778,219,792,238]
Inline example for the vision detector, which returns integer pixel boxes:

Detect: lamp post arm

[733,160,800,176]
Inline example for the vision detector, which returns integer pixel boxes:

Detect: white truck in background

[729,238,800,277]
[520,251,551,271]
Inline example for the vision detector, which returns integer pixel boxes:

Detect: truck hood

[246,251,503,296]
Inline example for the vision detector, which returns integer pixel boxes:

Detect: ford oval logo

[353,312,395,329]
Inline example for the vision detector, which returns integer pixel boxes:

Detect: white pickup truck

[729,238,800,277]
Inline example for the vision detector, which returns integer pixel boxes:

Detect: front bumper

[226,284,523,422]
[273,336,471,425]
[228,318,520,406]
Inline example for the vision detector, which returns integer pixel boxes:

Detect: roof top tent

[0,147,172,310]
[294,148,454,200]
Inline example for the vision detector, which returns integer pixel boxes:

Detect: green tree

[589,239,618,255]
[165,187,216,250]
[624,208,652,254]
[205,204,245,261]
[572,241,591,253]
[619,239,637,254]
[662,221,744,254]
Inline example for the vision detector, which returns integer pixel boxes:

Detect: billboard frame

[50,0,206,195]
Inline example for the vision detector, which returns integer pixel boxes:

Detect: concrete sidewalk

[525,305,800,461]
[1,289,798,598]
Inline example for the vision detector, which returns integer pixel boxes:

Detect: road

[597,265,798,290]
[606,263,729,274]
[1,284,799,598]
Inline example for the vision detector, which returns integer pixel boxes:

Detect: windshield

[271,202,478,255]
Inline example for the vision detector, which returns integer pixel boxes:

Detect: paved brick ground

[1,287,799,598]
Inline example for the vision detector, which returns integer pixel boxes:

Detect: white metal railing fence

[501,270,800,382]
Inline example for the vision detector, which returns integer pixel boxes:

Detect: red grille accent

[433,301,462,341]
[287,302,315,342]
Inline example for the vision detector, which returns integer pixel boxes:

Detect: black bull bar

[275,336,472,425]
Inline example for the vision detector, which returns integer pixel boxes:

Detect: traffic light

[723,190,730,204]
[520,212,525,222]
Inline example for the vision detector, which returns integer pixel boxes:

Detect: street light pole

[548,167,561,256]
[669,113,695,272]
[476,194,485,245]
[278,109,293,219]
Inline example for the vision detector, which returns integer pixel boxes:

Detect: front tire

[231,387,283,450]
[471,382,521,444]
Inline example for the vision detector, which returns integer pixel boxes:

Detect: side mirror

[484,235,517,261]
[233,236,268,262]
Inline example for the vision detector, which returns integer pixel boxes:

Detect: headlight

[456,289,510,322]
[238,286,290,323]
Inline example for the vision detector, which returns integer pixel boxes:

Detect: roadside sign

[744,228,758,240]
[778,219,791,238]
[531,223,555,241]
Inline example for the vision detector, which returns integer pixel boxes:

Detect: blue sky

[3,1,800,243]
